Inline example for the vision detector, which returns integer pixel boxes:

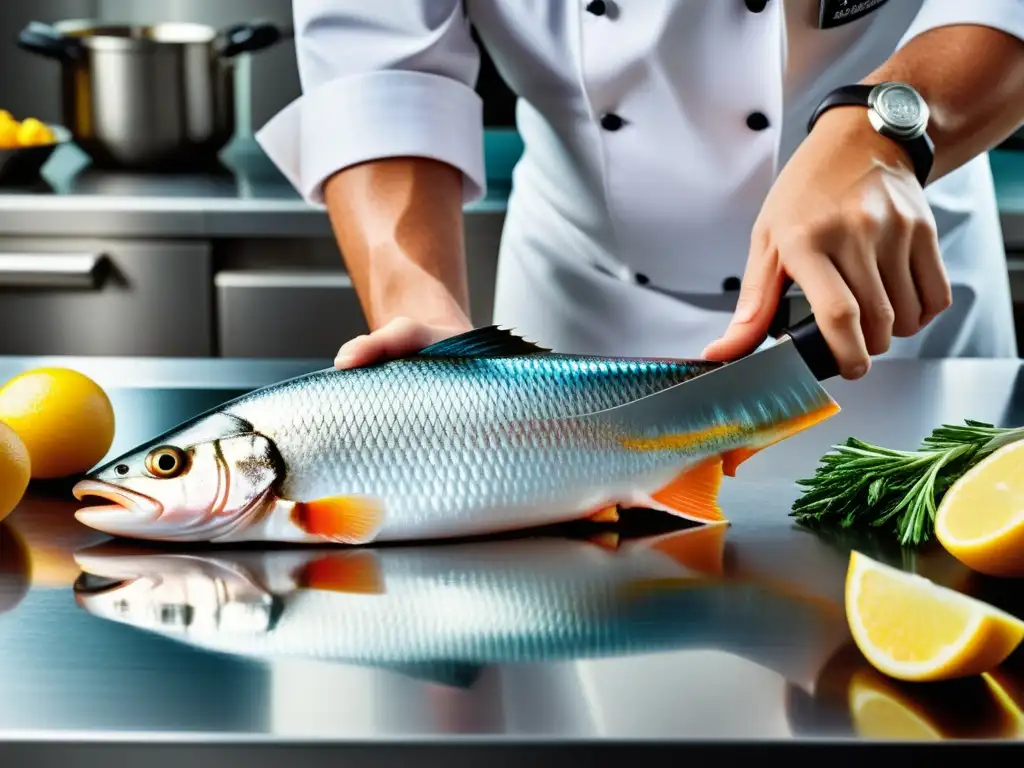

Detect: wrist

[811,106,918,177]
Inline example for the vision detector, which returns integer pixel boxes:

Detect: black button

[600,113,624,131]
[635,273,650,285]
[722,276,742,291]
[586,0,607,15]
[745,0,769,11]
[746,111,770,131]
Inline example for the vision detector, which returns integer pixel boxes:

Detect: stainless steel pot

[17,20,288,170]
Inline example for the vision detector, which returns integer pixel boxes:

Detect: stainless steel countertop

[0,355,1023,755]
[0,138,1019,247]
[0,140,509,239]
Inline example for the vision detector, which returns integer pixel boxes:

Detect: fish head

[72,545,280,638]
[72,412,282,542]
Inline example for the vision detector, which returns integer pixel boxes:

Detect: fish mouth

[72,479,162,532]
[73,571,132,595]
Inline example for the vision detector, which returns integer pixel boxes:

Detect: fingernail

[849,363,868,379]
[335,354,354,369]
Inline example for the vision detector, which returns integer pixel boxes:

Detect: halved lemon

[845,551,1024,682]
[935,440,1024,577]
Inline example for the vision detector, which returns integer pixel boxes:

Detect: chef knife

[584,303,839,441]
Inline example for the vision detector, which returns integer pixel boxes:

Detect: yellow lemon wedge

[845,551,1024,682]
[849,668,946,740]
[935,440,1024,577]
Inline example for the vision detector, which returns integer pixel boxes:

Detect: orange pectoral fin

[722,401,840,477]
[291,495,384,545]
[296,551,385,594]
[647,523,728,577]
[648,456,726,524]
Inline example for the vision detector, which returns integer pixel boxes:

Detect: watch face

[876,84,923,130]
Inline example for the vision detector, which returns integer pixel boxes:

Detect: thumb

[702,251,784,361]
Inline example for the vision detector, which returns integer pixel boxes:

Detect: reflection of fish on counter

[73,526,845,689]
[71,326,838,545]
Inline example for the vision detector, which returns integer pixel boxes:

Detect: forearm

[862,23,1024,182]
[322,157,472,331]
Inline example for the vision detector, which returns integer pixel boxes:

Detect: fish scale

[226,354,715,538]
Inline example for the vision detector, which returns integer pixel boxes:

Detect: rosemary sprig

[791,420,1024,548]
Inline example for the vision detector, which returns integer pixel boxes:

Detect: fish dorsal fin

[417,326,550,358]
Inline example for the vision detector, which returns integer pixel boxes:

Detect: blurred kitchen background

[0,0,1022,359]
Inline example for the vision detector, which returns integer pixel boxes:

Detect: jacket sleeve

[899,0,1024,47]
[255,0,486,206]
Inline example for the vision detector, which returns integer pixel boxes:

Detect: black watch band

[807,84,934,187]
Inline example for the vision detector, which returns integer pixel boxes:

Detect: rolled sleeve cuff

[255,70,486,206]
[902,0,1024,46]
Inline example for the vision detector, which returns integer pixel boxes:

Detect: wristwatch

[807,82,934,187]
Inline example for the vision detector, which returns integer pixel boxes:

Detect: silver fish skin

[71,326,838,545]
[72,528,842,687]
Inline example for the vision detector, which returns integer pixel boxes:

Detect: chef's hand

[702,108,952,380]
[335,316,472,369]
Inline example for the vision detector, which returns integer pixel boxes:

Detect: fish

[71,325,839,545]
[71,527,845,689]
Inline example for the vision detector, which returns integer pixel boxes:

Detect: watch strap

[807,84,934,187]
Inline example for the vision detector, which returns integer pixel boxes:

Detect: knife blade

[579,309,839,449]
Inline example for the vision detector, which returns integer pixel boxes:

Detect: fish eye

[144,446,189,479]
[115,464,129,476]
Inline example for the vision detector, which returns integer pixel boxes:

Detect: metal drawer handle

[0,253,107,289]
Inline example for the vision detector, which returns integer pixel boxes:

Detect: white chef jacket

[257,0,1024,360]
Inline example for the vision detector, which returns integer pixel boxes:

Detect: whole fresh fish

[72,527,845,688]
[72,326,838,544]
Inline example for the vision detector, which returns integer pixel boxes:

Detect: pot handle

[16,21,81,62]
[219,20,289,58]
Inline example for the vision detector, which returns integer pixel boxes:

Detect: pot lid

[53,20,218,49]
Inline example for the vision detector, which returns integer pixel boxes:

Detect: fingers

[876,221,923,339]
[335,317,460,369]
[832,238,894,356]
[783,245,871,379]
[701,235,785,361]
[909,223,952,326]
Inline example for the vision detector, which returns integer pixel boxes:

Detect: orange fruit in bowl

[0,421,30,522]
[0,368,115,480]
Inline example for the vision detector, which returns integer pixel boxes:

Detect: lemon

[15,118,53,147]
[0,368,115,480]
[849,668,946,740]
[935,440,1024,577]
[0,120,19,150]
[0,421,30,522]
[845,551,1024,682]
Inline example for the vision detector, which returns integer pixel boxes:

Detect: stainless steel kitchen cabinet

[215,269,368,359]
[215,212,505,359]
[0,237,212,356]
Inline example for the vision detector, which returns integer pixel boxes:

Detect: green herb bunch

[791,420,1024,548]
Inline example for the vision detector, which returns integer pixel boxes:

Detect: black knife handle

[776,278,840,381]
[783,314,840,381]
